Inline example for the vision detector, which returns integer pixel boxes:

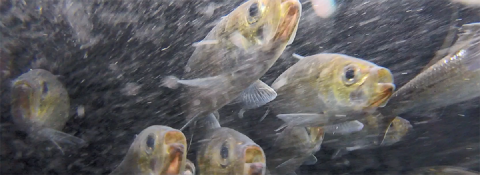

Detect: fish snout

[274,0,301,42]
[165,143,185,175]
[368,67,395,108]
[374,83,395,107]
[247,162,266,175]
[373,67,394,84]
[243,145,266,175]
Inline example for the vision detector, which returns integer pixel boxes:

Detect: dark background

[1,0,479,174]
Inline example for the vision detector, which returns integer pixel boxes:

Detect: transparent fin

[292,53,305,60]
[194,113,221,131]
[331,148,349,159]
[38,128,86,146]
[302,155,318,165]
[276,113,328,127]
[192,40,219,47]
[230,31,251,49]
[176,75,229,89]
[37,128,86,154]
[273,157,299,175]
[231,80,277,109]
[323,120,364,135]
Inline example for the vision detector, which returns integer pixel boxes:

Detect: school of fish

[6,0,480,174]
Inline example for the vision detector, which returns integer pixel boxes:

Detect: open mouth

[274,0,301,42]
[243,145,266,175]
[11,81,34,119]
[369,67,395,108]
[369,83,395,108]
[163,131,186,175]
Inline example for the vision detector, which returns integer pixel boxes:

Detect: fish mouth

[369,83,395,108]
[243,145,266,175]
[274,0,301,42]
[11,80,35,120]
[369,67,395,108]
[163,131,186,175]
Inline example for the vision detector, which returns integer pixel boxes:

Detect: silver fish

[382,22,480,116]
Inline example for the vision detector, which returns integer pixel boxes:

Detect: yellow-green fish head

[225,0,301,49]
[305,126,324,151]
[132,126,187,175]
[198,128,266,175]
[328,55,395,112]
[10,69,69,131]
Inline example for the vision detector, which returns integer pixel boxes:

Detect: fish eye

[249,3,259,17]
[247,2,261,24]
[219,142,230,167]
[145,134,155,154]
[220,142,229,159]
[342,65,358,85]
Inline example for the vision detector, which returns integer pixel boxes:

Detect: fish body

[110,125,187,175]
[382,22,480,116]
[322,114,412,159]
[269,53,395,126]
[164,0,302,129]
[10,69,85,150]
[262,53,394,172]
[195,114,266,175]
[406,166,480,175]
[266,125,324,175]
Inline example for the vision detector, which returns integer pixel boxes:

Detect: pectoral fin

[194,113,221,131]
[37,128,86,155]
[302,155,318,165]
[231,80,277,109]
[276,113,328,127]
[38,128,86,146]
[323,120,364,135]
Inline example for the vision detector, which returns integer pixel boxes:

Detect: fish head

[198,128,266,175]
[132,125,187,175]
[380,116,412,146]
[225,0,302,49]
[329,55,395,112]
[305,127,324,152]
[10,69,69,130]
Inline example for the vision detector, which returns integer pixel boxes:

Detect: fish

[381,22,480,116]
[269,53,395,127]
[163,0,302,130]
[110,125,187,175]
[194,114,266,175]
[406,166,480,175]
[266,125,325,175]
[322,114,412,159]
[183,159,196,175]
[10,69,86,153]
